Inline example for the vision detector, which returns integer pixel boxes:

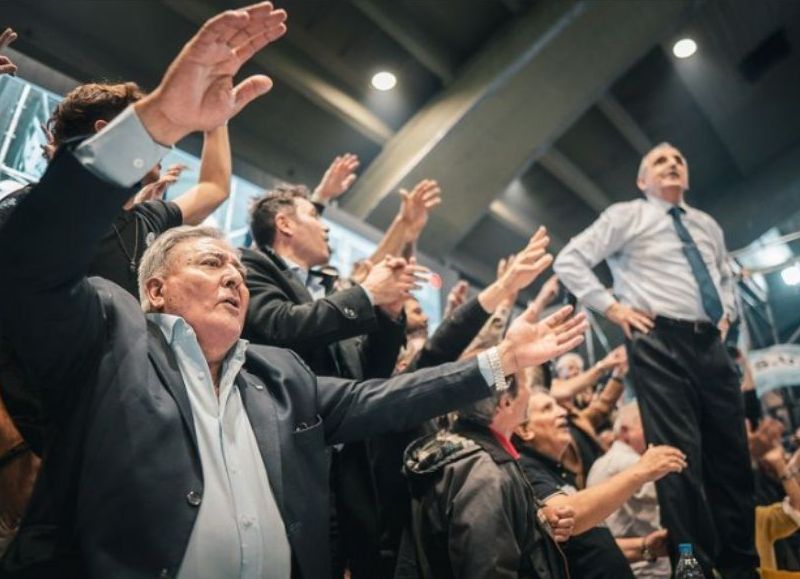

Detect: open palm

[139,3,287,144]
[506,305,587,368]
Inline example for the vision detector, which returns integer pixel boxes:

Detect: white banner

[748,344,800,397]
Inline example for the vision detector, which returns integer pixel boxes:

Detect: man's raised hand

[313,154,360,203]
[499,304,588,373]
[0,28,18,76]
[135,2,287,145]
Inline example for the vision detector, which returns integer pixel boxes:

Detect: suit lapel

[146,321,199,452]
[236,370,285,514]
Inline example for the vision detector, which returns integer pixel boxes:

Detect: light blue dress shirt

[150,314,291,579]
[554,194,736,322]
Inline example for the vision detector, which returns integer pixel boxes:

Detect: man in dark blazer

[242,188,411,381]
[0,4,589,578]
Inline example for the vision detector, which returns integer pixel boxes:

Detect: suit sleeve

[446,458,521,579]
[0,146,135,404]
[243,254,379,349]
[313,356,491,444]
[355,309,407,379]
[408,297,491,372]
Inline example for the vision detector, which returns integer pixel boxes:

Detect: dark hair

[249,184,310,248]
[47,82,145,146]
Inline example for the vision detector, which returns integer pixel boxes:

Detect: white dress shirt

[553,194,735,322]
[151,314,291,579]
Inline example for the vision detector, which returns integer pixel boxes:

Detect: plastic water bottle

[675,543,705,578]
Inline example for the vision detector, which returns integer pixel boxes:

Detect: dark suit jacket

[0,146,492,579]
[241,246,404,381]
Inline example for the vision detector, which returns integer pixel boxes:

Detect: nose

[221,264,243,289]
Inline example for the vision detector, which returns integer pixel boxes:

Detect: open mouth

[219,296,240,309]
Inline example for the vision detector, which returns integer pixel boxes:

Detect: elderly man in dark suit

[0,4,588,578]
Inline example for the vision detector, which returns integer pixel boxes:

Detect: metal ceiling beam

[490,199,567,250]
[162,0,394,145]
[538,147,613,213]
[597,95,653,156]
[342,0,691,260]
[349,0,457,84]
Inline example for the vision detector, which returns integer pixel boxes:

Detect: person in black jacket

[404,367,574,579]
[0,6,590,576]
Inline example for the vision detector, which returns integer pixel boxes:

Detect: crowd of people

[0,4,798,578]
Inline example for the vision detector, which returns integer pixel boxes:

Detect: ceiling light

[781,264,800,286]
[673,38,697,59]
[371,71,397,91]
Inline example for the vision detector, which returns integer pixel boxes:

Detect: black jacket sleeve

[242,248,379,350]
[0,146,134,409]
[408,296,491,372]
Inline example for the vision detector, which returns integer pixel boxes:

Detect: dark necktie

[668,206,724,323]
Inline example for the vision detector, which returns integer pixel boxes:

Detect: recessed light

[371,71,397,91]
[781,263,800,286]
[673,38,697,59]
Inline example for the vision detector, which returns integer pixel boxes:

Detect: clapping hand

[134,2,287,145]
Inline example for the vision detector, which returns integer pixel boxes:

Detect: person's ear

[636,172,647,193]
[144,277,166,311]
[514,421,535,442]
[93,119,109,134]
[275,212,294,238]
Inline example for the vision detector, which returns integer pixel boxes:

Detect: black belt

[654,315,717,334]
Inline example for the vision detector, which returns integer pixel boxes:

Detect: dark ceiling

[4,0,800,332]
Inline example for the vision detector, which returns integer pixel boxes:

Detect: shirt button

[242,516,254,528]
[133,158,144,169]
[186,491,202,507]
[197,373,205,381]
[343,307,356,319]
[158,568,170,578]
[253,383,264,391]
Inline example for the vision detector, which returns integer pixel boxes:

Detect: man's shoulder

[240,246,282,274]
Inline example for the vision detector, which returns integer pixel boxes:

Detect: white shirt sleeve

[553,203,632,315]
[73,105,171,188]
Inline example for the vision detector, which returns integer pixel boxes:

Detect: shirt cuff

[477,351,494,388]
[782,496,800,526]
[74,105,171,188]
[584,290,617,316]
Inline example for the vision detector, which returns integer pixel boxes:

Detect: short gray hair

[637,141,677,181]
[138,225,226,312]
[555,352,584,376]
[613,400,641,437]
[459,374,520,426]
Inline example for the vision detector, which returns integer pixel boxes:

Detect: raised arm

[173,124,232,225]
[366,179,442,264]
[544,445,686,534]
[310,153,359,208]
[0,3,287,392]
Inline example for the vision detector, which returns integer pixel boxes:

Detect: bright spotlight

[673,38,697,59]
[781,263,800,286]
[371,71,397,91]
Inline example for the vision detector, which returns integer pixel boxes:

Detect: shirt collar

[147,312,249,364]
[490,428,521,460]
[280,255,309,287]
[644,192,689,214]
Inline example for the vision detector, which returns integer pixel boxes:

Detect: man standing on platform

[554,142,757,577]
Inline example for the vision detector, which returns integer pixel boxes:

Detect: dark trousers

[627,319,758,578]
